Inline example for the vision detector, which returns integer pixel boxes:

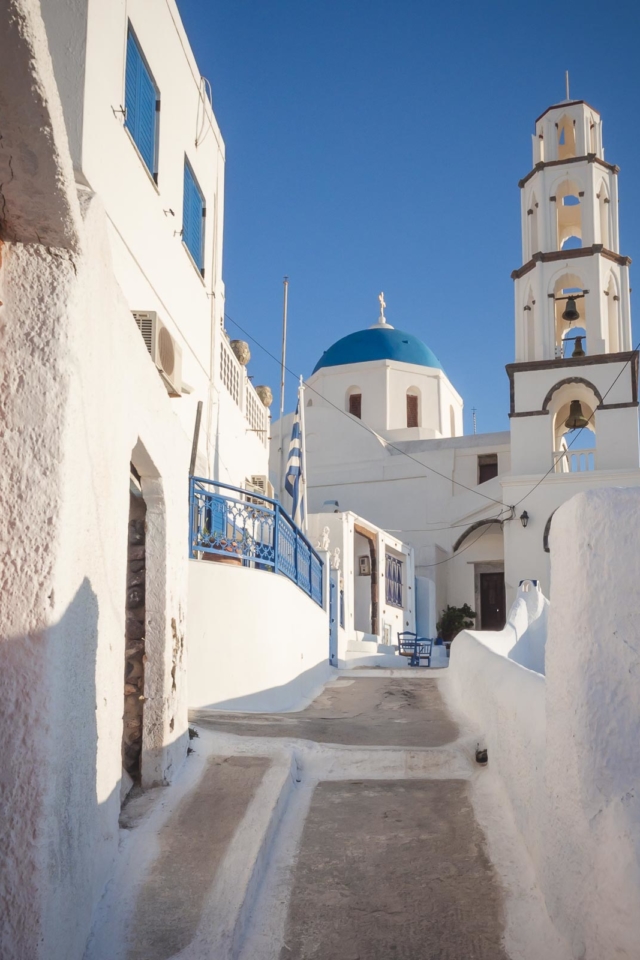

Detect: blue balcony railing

[189,476,324,607]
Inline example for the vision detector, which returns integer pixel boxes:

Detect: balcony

[189,477,323,606]
[219,337,269,446]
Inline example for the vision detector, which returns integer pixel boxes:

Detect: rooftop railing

[553,448,596,473]
[189,476,324,607]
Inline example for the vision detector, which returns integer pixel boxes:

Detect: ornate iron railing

[189,477,324,606]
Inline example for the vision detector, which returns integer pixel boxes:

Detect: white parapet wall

[447,488,640,960]
[188,561,333,712]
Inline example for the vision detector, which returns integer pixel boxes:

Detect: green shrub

[436,604,476,643]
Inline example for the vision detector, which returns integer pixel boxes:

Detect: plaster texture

[0,3,201,956]
[447,487,640,959]
[187,559,333,712]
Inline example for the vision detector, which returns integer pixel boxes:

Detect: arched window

[598,182,611,248]
[606,275,620,353]
[449,405,456,437]
[346,386,362,419]
[557,115,576,160]
[406,388,420,427]
[556,180,582,250]
[524,288,536,360]
[561,325,587,359]
[552,272,585,353]
[545,379,599,473]
[528,194,539,258]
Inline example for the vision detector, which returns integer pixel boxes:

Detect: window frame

[385,554,403,609]
[348,393,362,419]
[477,453,499,485]
[124,23,160,183]
[182,157,206,277]
[407,393,419,428]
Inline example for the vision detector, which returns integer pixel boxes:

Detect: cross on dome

[370,291,393,329]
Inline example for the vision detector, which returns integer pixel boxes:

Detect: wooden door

[480,572,506,631]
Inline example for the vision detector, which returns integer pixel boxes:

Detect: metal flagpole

[278,276,289,499]
[298,374,308,533]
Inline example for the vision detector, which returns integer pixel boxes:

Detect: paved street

[192,675,459,747]
[87,674,510,960]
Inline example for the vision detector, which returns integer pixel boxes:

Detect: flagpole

[298,374,308,533]
[278,276,289,500]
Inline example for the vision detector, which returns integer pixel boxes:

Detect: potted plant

[436,604,476,652]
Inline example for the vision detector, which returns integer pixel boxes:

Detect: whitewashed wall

[39,0,269,487]
[307,511,415,665]
[448,489,640,959]
[188,561,332,712]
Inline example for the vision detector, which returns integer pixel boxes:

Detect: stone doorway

[122,465,147,797]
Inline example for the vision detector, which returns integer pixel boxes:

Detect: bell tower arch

[513,99,631,363]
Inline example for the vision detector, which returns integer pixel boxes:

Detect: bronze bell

[562,296,580,323]
[572,336,585,358]
[564,399,589,430]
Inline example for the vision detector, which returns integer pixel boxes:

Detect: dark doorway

[480,572,506,631]
[122,466,147,797]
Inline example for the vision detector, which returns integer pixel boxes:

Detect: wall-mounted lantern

[520,511,530,528]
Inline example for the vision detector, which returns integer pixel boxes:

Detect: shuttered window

[407,393,419,427]
[124,26,159,179]
[385,555,403,608]
[183,160,206,274]
[349,393,362,418]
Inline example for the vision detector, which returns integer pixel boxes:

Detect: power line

[224,312,505,508]
[420,515,499,567]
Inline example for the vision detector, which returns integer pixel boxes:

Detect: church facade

[271,97,640,631]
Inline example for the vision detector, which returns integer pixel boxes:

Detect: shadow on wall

[1,578,191,960]
[190,659,335,713]
[1,579,101,960]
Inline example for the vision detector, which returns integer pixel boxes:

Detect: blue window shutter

[183,161,205,272]
[125,28,158,176]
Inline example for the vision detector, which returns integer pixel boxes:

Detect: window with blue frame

[182,160,206,275]
[385,554,403,608]
[124,26,160,180]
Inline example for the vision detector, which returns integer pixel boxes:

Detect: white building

[272,96,640,630]
[0,3,271,959]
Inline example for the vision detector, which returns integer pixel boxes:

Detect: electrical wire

[224,311,506,508]
[513,340,640,508]
[420,514,500,567]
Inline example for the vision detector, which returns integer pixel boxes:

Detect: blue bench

[397,632,433,667]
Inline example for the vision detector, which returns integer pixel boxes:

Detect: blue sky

[176,0,640,433]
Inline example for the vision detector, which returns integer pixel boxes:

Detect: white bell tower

[506,97,639,477]
[512,99,632,361]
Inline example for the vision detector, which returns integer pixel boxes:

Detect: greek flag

[285,393,306,529]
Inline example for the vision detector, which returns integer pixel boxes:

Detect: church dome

[312,323,443,374]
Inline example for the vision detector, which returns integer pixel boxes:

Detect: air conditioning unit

[245,475,275,503]
[133,310,183,398]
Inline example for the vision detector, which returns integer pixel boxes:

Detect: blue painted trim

[189,476,323,606]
